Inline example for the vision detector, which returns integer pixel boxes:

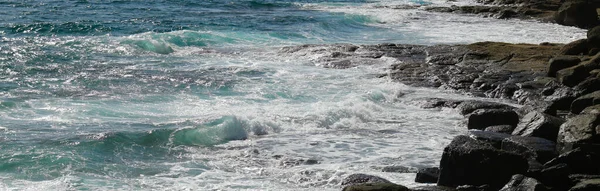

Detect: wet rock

[484,125,515,134]
[556,113,600,154]
[512,111,565,141]
[557,64,589,87]
[469,130,511,149]
[415,167,440,183]
[539,163,573,190]
[544,148,600,175]
[456,185,492,191]
[382,166,416,173]
[501,136,557,164]
[587,25,600,46]
[570,178,600,191]
[419,98,463,109]
[574,78,600,95]
[582,105,600,114]
[544,86,581,114]
[499,174,549,191]
[467,109,519,130]
[411,185,457,191]
[341,174,391,187]
[456,101,516,115]
[559,39,589,55]
[547,56,581,77]
[342,183,410,191]
[555,1,598,28]
[438,135,528,189]
[571,90,600,114]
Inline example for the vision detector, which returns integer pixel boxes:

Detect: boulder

[512,111,565,141]
[485,125,515,134]
[342,183,410,191]
[555,1,598,28]
[544,86,581,114]
[416,167,440,183]
[499,174,549,191]
[382,166,416,173]
[571,90,600,114]
[501,136,557,164]
[456,101,516,115]
[469,130,512,149]
[467,109,519,130]
[411,186,457,191]
[559,39,589,55]
[582,105,600,114]
[438,136,528,189]
[539,163,573,190]
[341,174,391,187]
[570,179,600,191]
[556,113,600,154]
[574,78,600,95]
[588,25,600,46]
[544,148,600,174]
[548,56,581,77]
[557,64,589,87]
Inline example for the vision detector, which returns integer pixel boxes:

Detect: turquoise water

[0,0,586,190]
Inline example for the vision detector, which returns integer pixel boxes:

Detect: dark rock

[341,174,391,187]
[544,86,581,114]
[570,178,600,191]
[570,174,600,184]
[455,185,492,191]
[501,136,557,163]
[547,56,581,77]
[469,130,512,149]
[539,163,573,190]
[456,101,516,115]
[557,64,589,87]
[382,166,416,173]
[571,90,600,114]
[587,25,600,46]
[342,183,409,191]
[438,135,528,189]
[415,167,440,183]
[574,78,600,95]
[467,109,519,130]
[411,185,457,191]
[557,113,600,154]
[555,1,598,28]
[419,98,463,109]
[512,111,565,141]
[304,158,319,165]
[499,174,549,191]
[485,125,515,134]
[559,39,589,55]
[544,148,600,175]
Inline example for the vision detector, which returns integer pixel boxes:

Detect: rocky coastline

[283,0,600,190]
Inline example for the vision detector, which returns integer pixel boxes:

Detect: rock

[501,136,557,164]
[544,148,600,175]
[557,64,589,87]
[582,105,600,114]
[544,86,581,114]
[587,26,600,46]
[342,183,410,191]
[455,185,491,191]
[456,101,516,115]
[570,174,600,184]
[571,90,600,114]
[499,174,549,191]
[574,78,600,95]
[382,166,416,173]
[438,135,528,189]
[415,167,440,183]
[341,174,391,187]
[555,1,598,28]
[559,39,589,55]
[512,111,565,141]
[467,109,519,130]
[570,178,600,191]
[539,163,573,190]
[411,186,457,191]
[419,98,463,109]
[485,125,515,134]
[548,56,582,77]
[556,113,600,154]
[469,130,512,149]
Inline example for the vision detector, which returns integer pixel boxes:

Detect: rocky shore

[278,1,600,189]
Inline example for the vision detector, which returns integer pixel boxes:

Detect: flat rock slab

[512,111,565,141]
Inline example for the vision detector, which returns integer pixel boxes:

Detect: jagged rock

[539,163,573,190]
[544,148,600,175]
[342,183,410,191]
[501,136,557,163]
[438,136,528,189]
[574,78,600,95]
[582,105,600,114]
[557,64,589,87]
[548,56,581,77]
[341,174,391,187]
[485,125,515,134]
[455,185,492,191]
[571,90,600,114]
[467,109,519,130]
[499,174,549,191]
[556,113,600,154]
[456,101,516,115]
[570,178,600,191]
[411,186,457,191]
[544,86,581,114]
[469,130,511,149]
[415,167,440,183]
[382,166,416,173]
[555,1,598,28]
[559,39,589,55]
[512,111,565,141]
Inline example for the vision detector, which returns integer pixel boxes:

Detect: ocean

[0,0,586,190]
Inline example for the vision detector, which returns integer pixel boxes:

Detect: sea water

[0,0,586,190]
